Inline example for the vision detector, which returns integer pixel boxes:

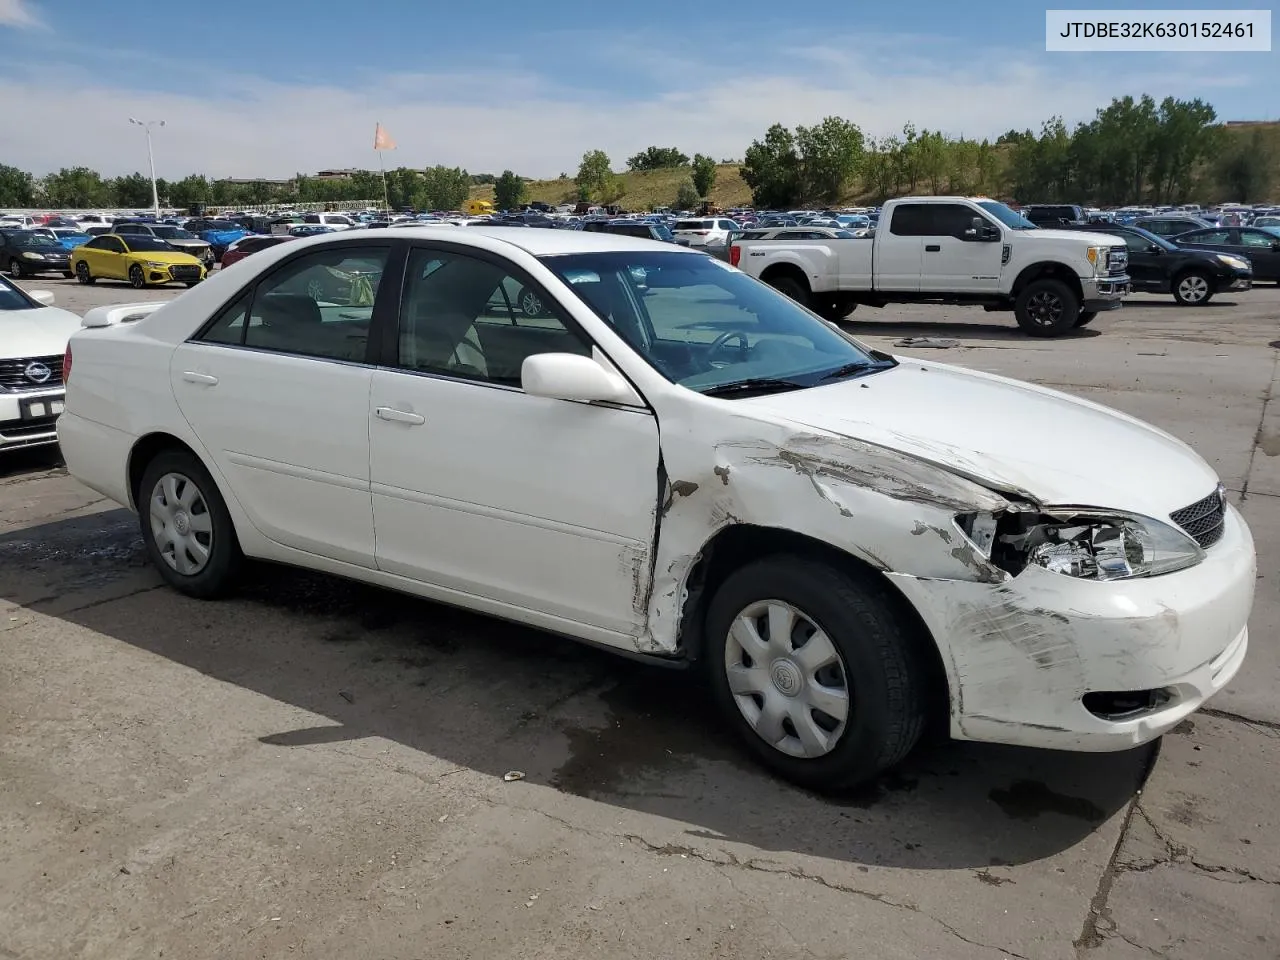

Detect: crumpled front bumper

[886,502,1255,752]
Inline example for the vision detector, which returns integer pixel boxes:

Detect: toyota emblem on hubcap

[770,659,802,696]
[24,361,52,384]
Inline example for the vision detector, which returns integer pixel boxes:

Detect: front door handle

[925,244,941,252]
[375,406,426,425]
[181,371,219,385]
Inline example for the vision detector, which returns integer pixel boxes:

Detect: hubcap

[521,291,542,316]
[1028,291,1063,326]
[149,472,214,575]
[724,600,850,759]
[1179,276,1208,302]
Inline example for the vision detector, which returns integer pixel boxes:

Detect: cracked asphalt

[2,278,1278,959]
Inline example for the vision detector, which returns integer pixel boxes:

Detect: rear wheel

[705,556,929,790]
[766,274,811,308]
[137,449,242,599]
[1015,278,1079,336]
[1173,270,1213,306]
[129,264,146,289]
[1074,310,1098,327]
[814,297,857,321]
[75,261,95,285]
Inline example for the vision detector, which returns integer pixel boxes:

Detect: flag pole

[378,150,390,214]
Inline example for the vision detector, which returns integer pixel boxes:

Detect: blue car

[49,228,92,251]
[182,218,250,261]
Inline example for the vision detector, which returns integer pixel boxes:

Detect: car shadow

[1,508,1151,872]
[836,318,1103,343]
[0,445,63,480]
[1123,300,1241,309]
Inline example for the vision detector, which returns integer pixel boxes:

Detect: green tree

[741,123,801,208]
[674,178,700,209]
[166,174,211,207]
[112,172,154,208]
[38,167,114,208]
[1215,128,1273,201]
[419,165,471,211]
[0,163,36,206]
[627,146,689,171]
[575,149,613,200]
[691,153,717,197]
[493,169,526,210]
[795,116,864,203]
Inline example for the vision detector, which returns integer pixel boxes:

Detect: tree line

[0,93,1274,212]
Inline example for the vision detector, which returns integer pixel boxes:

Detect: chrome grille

[0,355,63,390]
[1170,488,1226,549]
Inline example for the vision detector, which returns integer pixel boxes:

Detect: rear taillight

[729,244,741,267]
[63,342,72,382]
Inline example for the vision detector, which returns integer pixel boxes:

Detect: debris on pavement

[894,337,960,348]
[502,771,525,782]
[338,690,355,703]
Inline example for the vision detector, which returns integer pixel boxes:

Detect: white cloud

[0,32,1260,180]
[0,0,43,29]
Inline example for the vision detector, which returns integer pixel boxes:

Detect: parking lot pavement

[2,282,1278,959]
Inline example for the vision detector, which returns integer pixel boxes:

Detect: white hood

[741,360,1218,518]
[0,306,83,357]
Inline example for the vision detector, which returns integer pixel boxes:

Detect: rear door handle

[181,371,218,385]
[925,244,941,252]
[375,406,425,425]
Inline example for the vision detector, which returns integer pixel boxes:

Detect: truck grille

[168,264,202,280]
[0,355,64,390]
[1170,487,1226,549]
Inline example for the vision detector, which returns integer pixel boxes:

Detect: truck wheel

[1015,279,1079,337]
[767,274,811,307]
[1074,310,1098,327]
[704,555,929,790]
[815,298,857,321]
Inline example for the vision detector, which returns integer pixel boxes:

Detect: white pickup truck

[729,196,1132,336]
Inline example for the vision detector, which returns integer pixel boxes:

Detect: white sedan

[57,228,1255,788]
[0,278,81,451]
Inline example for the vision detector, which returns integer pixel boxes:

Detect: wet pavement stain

[988,780,1105,823]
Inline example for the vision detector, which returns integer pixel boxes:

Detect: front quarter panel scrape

[639,425,1012,655]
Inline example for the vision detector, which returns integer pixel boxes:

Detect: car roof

[383,225,702,257]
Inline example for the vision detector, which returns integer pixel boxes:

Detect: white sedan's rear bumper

[887,503,1255,751]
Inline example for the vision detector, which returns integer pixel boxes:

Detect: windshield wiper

[819,359,895,382]
[699,377,807,398]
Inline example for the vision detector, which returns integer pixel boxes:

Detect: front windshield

[16,232,60,247]
[202,221,240,231]
[978,201,1037,230]
[121,236,176,253]
[152,226,195,239]
[540,251,891,394]
[0,275,36,310]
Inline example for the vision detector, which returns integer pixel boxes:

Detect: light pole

[128,117,165,217]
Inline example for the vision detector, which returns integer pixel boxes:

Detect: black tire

[75,261,95,285]
[515,285,547,318]
[62,271,75,279]
[766,273,811,307]
[8,258,24,279]
[1172,270,1213,306]
[1014,278,1079,336]
[137,449,242,599]
[129,264,146,289]
[815,297,857,321]
[1074,310,1098,327]
[704,556,929,791]
[185,280,202,288]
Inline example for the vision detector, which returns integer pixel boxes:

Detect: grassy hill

[470,122,1280,212]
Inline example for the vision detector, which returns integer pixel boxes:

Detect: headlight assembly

[1085,245,1110,276]
[21,251,43,259]
[1218,254,1249,270]
[146,261,169,268]
[956,508,1203,581]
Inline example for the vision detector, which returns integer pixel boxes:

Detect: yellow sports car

[71,233,207,289]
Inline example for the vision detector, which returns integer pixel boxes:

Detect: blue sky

[0,0,1273,179]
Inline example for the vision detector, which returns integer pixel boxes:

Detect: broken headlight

[956,509,1204,581]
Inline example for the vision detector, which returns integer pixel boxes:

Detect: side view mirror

[521,353,634,404]
[1148,244,1162,253]
[964,216,999,241]
[30,290,55,305]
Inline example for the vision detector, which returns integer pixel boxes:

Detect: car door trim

[226,451,369,492]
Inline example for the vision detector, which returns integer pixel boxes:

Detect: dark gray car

[113,222,214,266]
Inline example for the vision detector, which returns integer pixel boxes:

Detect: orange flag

[373,123,396,150]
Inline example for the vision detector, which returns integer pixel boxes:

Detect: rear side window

[674,220,710,230]
[888,204,934,236]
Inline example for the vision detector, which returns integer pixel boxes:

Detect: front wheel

[1173,271,1213,306]
[138,449,242,599]
[515,285,547,318]
[1015,278,1079,336]
[129,264,147,289]
[75,261,95,285]
[8,258,24,279]
[62,271,75,279]
[705,556,929,790]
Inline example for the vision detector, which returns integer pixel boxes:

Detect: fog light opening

[1083,688,1174,722]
